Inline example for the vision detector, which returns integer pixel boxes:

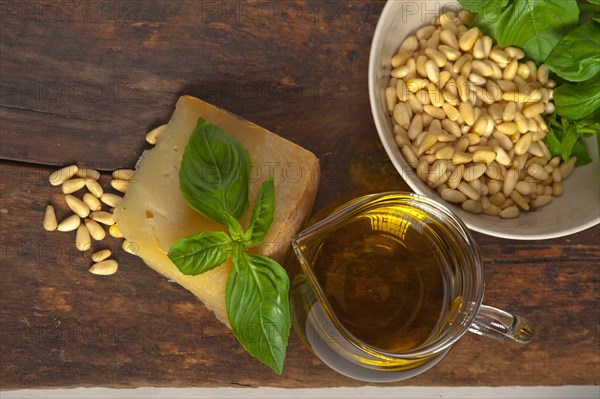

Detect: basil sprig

[459,0,600,165]
[168,118,290,374]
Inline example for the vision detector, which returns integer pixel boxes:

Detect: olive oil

[308,204,449,352]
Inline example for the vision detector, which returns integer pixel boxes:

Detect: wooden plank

[1,161,598,389]
[1,0,599,389]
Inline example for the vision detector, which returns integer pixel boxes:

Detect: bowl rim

[367,0,600,240]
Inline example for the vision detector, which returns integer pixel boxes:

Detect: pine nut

[462,199,483,214]
[122,239,139,255]
[531,195,553,208]
[463,164,487,181]
[448,164,465,189]
[452,151,473,165]
[487,179,503,195]
[82,193,102,211]
[417,160,430,182]
[436,146,455,160]
[108,223,123,238]
[471,60,493,77]
[505,47,525,60]
[425,60,440,84]
[523,102,545,118]
[490,48,510,64]
[43,205,58,231]
[92,249,112,263]
[469,73,486,85]
[75,225,92,252]
[502,91,539,103]
[49,165,78,186]
[396,79,409,102]
[386,86,397,112]
[75,168,100,180]
[517,63,530,80]
[85,180,104,198]
[459,27,479,51]
[439,71,452,88]
[559,157,577,178]
[85,218,106,241]
[427,30,441,48]
[89,260,118,276]
[417,25,436,40]
[458,181,480,200]
[482,36,493,58]
[110,179,129,194]
[497,122,518,135]
[503,59,518,81]
[472,149,496,164]
[483,204,502,216]
[393,102,411,129]
[514,133,533,156]
[399,35,419,52]
[146,125,167,145]
[401,145,419,168]
[510,191,530,211]
[537,65,549,85]
[424,105,446,119]
[112,169,136,181]
[494,146,512,166]
[440,29,459,49]
[472,38,485,59]
[418,133,439,155]
[62,178,86,194]
[500,206,520,219]
[65,194,91,218]
[442,119,461,137]
[392,52,412,68]
[408,93,424,114]
[392,66,410,78]
[440,188,467,203]
[427,160,450,186]
[57,214,81,232]
[91,211,115,226]
[407,114,423,140]
[459,102,475,126]
[503,102,517,122]
[425,48,447,68]
[527,164,550,181]
[442,102,461,122]
[503,169,519,196]
[552,182,564,196]
[416,89,431,105]
[438,45,461,61]
[100,193,122,208]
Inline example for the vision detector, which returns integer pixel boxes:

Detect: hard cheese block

[113,95,320,325]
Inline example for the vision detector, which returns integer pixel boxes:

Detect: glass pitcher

[289,192,534,382]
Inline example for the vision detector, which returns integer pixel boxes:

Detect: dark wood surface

[1,0,598,389]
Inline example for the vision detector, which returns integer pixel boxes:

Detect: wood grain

[1,0,599,390]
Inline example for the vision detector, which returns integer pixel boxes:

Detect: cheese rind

[113,96,320,325]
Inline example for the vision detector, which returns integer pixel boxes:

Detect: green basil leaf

[168,232,233,276]
[571,139,593,166]
[226,250,290,374]
[245,178,275,247]
[554,75,600,120]
[179,118,251,225]
[560,123,581,161]
[495,0,580,63]
[546,21,600,82]
[594,15,600,23]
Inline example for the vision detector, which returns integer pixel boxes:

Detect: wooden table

[1,0,598,389]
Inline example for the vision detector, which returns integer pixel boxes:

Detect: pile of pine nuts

[387,11,575,218]
[42,125,166,275]
[43,165,138,275]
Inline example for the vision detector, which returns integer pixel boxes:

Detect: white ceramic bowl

[368,0,600,240]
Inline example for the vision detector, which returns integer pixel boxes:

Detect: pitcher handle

[468,304,535,343]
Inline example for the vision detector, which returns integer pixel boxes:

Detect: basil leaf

[226,250,290,374]
[546,21,600,82]
[179,118,251,225]
[495,0,580,63]
[168,232,233,276]
[245,178,275,247]
[571,139,593,166]
[554,75,600,120]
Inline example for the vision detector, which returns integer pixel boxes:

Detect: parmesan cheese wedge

[113,95,320,325]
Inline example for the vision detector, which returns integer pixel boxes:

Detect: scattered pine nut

[91,211,115,226]
[89,260,118,276]
[43,205,58,231]
[92,249,112,263]
[75,168,100,180]
[49,165,78,186]
[100,193,122,208]
[75,225,92,252]
[85,180,104,198]
[62,178,86,194]
[83,193,102,211]
[112,169,136,181]
[85,218,106,241]
[65,194,91,218]
[57,214,81,232]
[110,179,130,193]
[109,224,123,238]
